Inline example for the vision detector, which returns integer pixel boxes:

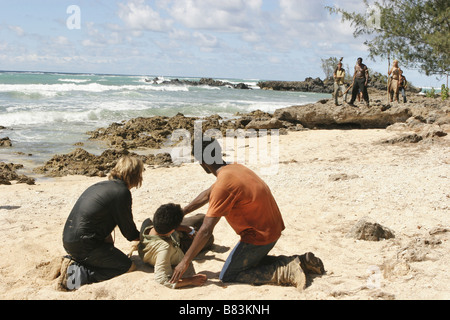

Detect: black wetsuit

[63,179,139,285]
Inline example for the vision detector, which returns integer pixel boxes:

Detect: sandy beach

[1,125,449,301]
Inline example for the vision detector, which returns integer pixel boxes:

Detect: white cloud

[165,0,263,32]
[279,0,326,22]
[52,36,70,46]
[169,28,191,41]
[241,31,261,43]
[8,25,25,36]
[118,0,173,32]
[192,32,219,51]
[82,39,102,48]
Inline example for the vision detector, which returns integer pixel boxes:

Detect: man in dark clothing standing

[59,156,144,291]
[348,57,370,107]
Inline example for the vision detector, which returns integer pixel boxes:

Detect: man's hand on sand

[170,259,190,284]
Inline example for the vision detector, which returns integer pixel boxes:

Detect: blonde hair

[109,156,144,189]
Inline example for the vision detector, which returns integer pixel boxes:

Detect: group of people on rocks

[333,57,408,107]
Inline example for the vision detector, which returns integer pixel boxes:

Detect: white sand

[1,129,449,300]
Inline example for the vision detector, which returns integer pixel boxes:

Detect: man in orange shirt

[170,139,324,290]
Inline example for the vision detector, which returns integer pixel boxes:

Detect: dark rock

[258,77,333,93]
[151,77,251,89]
[234,83,251,90]
[328,173,360,181]
[382,133,424,144]
[0,137,12,147]
[274,90,449,132]
[348,218,395,241]
[33,148,173,178]
[0,162,35,185]
[421,124,448,138]
[274,100,412,129]
[87,111,278,150]
[245,118,284,130]
[257,74,421,94]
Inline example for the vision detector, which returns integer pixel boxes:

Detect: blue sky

[0,0,445,87]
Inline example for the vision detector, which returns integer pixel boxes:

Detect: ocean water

[0,71,328,174]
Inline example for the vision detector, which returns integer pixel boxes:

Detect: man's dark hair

[153,203,184,235]
[191,138,223,165]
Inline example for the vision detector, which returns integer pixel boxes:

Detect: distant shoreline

[0,70,443,90]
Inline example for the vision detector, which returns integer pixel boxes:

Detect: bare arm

[365,66,369,85]
[183,187,212,215]
[176,225,193,233]
[170,216,220,284]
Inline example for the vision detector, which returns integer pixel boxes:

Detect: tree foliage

[326,0,449,77]
[321,57,340,79]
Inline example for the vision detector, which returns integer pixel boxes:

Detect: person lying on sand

[137,203,214,289]
[169,139,325,291]
[58,156,143,291]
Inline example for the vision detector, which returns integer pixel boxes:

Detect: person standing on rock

[169,138,325,291]
[348,57,370,107]
[388,59,401,103]
[58,156,144,291]
[333,61,347,106]
[398,70,408,103]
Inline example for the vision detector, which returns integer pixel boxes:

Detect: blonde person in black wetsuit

[59,156,144,291]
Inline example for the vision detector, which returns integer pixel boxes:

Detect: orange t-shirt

[206,164,285,245]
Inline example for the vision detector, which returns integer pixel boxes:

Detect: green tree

[321,57,340,79]
[326,0,449,78]
[441,84,449,100]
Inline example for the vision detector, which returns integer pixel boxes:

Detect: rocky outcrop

[258,75,421,94]
[147,77,252,89]
[86,91,449,156]
[0,137,12,147]
[87,111,284,150]
[22,89,450,180]
[88,113,215,150]
[33,148,172,178]
[0,162,35,185]
[258,77,334,93]
[275,101,412,129]
[274,91,450,133]
[348,217,395,241]
[383,122,448,144]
